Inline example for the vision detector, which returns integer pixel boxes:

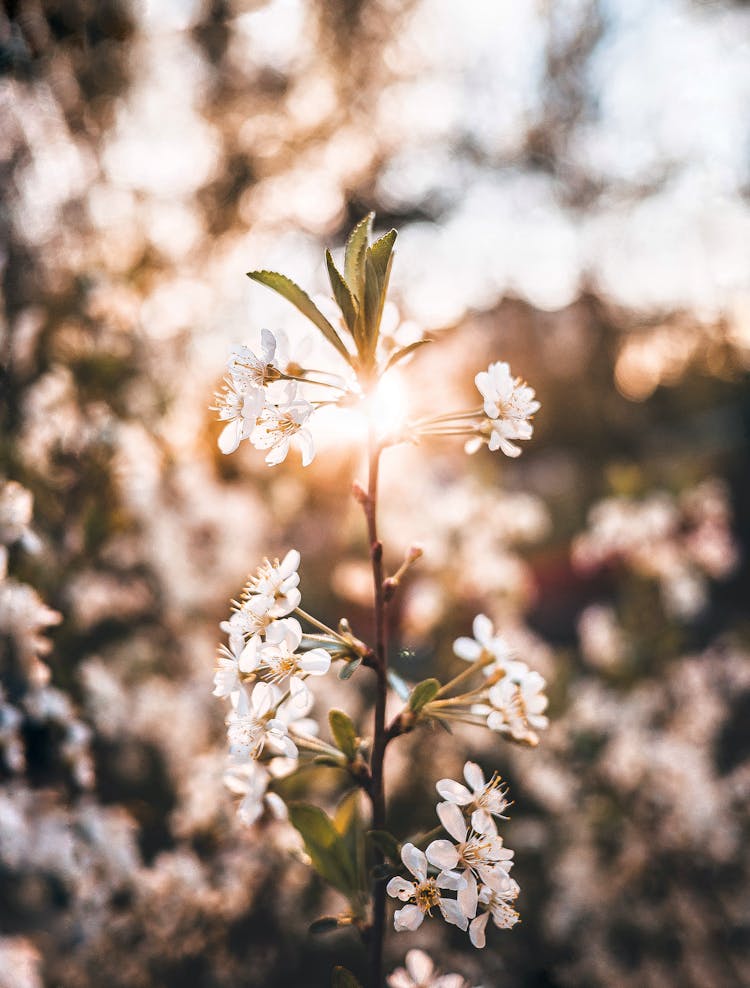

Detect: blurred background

[1,1,749,986]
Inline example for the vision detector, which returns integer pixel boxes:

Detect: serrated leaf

[329,709,358,760]
[387,669,411,701]
[382,338,432,375]
[288,803,357,893]
[325,250,358,336]
[344,213,374,299]
[368,228,397,283]
[332,967,363,988]
[246,270,353,365]
[338,656,362,680]
[367,829,401,862]
[309,916,341,935]
[361,230,397,361]
[408,677,441,713]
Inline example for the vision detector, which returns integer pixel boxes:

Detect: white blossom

[387,949,468,988]
[453,614,513,669]
[469,361,540,458]
[427,802,514,919]
[243,550,301,617]
[468,877,521,948]
[475,361,540,423]
[226,682,297,761]
[250,387,315,467]
[227,329,282,391]
[245,618,331,704]
[484,663,549,746]
[386,842,468,932]
[223,760,287,826]
[436,761,510,835]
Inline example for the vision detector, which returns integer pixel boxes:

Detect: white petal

[453,637,481,662]
[260,328,276,362]
[463,760,485,793]
[251,681,275,716]
[437,801,467,843]
[469,911,490,948]
[386,877,415,902]
[426,839,460,871]
[218,418,243,454]
[472,614,493,645]
[436,870,467,891]
[264,792,288,820]
[458,868,478,920]
[238,636,260,673]
[289,677,311,708]
[299,649,330,676]
[280,549,301,577]
[438,898,468,931]
[297,428,315,467]
[393,904,424,931]
[386,972,413,988]
[436,780,473,805]
[471,808,497,836]
[405,950,434,983]
[400,843,427,882]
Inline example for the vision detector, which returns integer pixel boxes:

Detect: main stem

[364,426,388,988]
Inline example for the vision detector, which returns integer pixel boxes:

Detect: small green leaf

[338,656,362,680]
[329,709,358,760]
[288,803,358,894]
[344,213,374,299]
[325,250,358,335]
[309,916,341,935]
[382,338,432,375]
[408,677,441,713]
[361,230,397,360]
[367,829,401,862]
[387,669,411,701]
[247,270,352,365]
[368,228,397,284]
[332,967,363,988]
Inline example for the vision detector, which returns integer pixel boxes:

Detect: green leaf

[408,677,441,713]
[344,213,374,299]
[367,829,401,862]
[246,270,352,365]
[329,709,358,760]
[332,967,363,988]
[361,229,397,359]
[288,803,357,893]
[309,916,341,935]
[368,228,397,284]
[325,250,358,336]
[382,338,432,375]
[338,656,362,680]
[334,790,365,890]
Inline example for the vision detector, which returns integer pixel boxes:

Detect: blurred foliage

[1,1,750,987]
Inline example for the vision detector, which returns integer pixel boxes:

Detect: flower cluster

[423,614,549,747]
[214,549,340,822]
[213,329,347,465]
[387,762,520,948]
[408,360,540,459]
[572,479,738,619]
